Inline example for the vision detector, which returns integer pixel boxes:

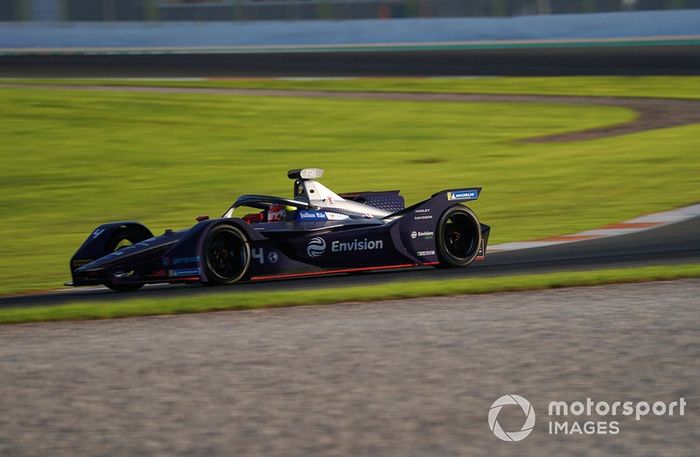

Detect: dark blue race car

[68,168,490,291]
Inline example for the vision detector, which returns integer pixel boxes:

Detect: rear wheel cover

[202,225,251,285]
[436,206,482,268]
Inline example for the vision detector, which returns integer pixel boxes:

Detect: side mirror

[196,215,209,222]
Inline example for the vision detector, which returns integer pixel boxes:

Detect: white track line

[489,203,700,252]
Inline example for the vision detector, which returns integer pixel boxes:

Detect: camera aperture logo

[489,394,687,442]
[488,395,536,442]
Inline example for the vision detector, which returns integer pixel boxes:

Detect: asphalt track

[2,215,698,308]
[1,44,699,76]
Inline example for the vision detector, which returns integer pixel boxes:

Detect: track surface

[4,84,700,142]
[2,215,698,308]
[1,44,699,76]
[1,279,697,456]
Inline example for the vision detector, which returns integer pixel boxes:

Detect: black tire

[436,206,482,268]
[103,226,152,292]
[105,282,143,292]
[202,225,251,285]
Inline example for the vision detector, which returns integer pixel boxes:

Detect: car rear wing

[434,187,481,202]
[387,187,482,219]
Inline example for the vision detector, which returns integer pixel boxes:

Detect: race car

[68,168,490,291]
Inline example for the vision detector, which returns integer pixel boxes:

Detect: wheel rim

[206,230,247,281]
[442,212,479,260]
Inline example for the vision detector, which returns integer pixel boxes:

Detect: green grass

[1,264,699,324]
[3,76,700,99]
[0,78,699,295]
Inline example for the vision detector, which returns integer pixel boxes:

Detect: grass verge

[2,264,699,325]
[3,76,700,99]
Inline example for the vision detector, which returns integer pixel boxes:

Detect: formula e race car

[68,168,490,291]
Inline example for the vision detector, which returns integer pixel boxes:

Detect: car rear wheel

[103,226,151,292]
[202,225,251,285]
[436,206,482,268]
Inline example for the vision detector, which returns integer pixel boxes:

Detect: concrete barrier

[1,10,699,50]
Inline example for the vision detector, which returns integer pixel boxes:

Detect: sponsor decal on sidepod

[173,256,200,265]
[170,268,200,277]
[307,236,384,257]
[411,231,434,239]
[307,237,326,257]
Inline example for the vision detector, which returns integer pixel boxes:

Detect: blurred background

[3,0,700,22]
[2,0,699,76]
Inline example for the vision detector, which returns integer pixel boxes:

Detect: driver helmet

[267,204,287,222]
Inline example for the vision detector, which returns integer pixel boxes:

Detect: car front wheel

[202,225,251,285]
